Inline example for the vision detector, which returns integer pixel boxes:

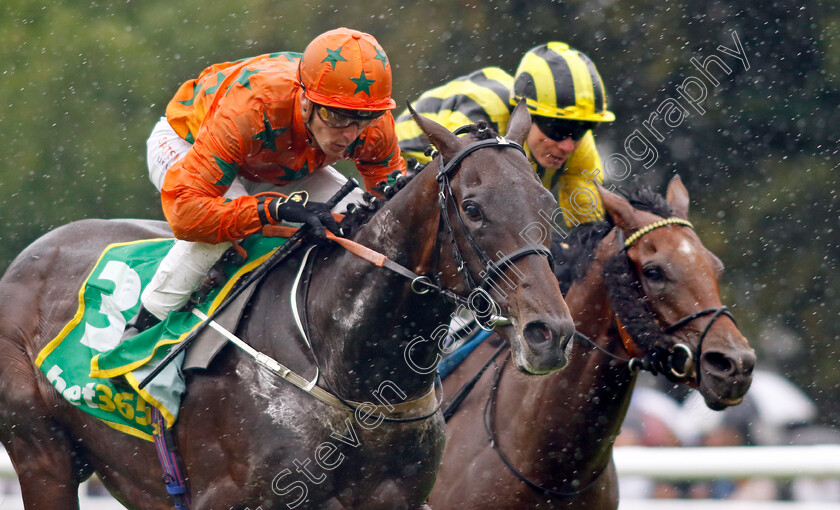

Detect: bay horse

[0,104,574,509]
[429,176,756,509]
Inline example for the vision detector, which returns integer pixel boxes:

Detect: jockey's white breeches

[141,116,363,319]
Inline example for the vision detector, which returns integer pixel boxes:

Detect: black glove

[259,191,342,240]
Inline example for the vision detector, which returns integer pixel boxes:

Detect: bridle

[479,216,738,499]
[408,132,556,330]
[614,217,736,384]
[265,131,558,423]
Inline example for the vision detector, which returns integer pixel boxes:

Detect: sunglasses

[314,104,385,129]
[533,117,597,142]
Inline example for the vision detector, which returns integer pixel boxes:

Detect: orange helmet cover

[299,28,396,111]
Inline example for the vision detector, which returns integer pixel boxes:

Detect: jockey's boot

[110,306,163,388]
[120,305,162,342]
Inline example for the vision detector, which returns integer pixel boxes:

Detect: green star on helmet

[374,48,388,68]
[322,46,347,68]
[350,70,375,96]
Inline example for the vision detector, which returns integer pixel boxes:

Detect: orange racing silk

[162,53,405,244]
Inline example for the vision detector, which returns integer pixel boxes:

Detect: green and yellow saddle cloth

[35,233,288,441]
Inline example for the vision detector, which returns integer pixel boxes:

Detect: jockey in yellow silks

[396,42,615,227]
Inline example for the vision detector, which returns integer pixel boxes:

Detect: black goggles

[533,117,597,142]
[314,104,385,129]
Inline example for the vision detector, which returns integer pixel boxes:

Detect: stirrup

[109,307,164,388]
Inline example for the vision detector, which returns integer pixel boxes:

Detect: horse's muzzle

[512,318,574,375]
[698,344,756,410]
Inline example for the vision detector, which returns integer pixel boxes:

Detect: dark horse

[0,105,574,509]
[429,177,756,509]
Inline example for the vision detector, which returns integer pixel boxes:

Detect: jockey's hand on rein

[268,196,342,241]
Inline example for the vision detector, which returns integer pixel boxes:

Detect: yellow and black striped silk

[396,67,514,164]
[396,66,604,225]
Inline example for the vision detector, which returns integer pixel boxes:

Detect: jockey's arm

[160,112,265,245]
[352,112,407,193]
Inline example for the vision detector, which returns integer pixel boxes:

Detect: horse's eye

[462,202,483,221]
[642,265,666,282]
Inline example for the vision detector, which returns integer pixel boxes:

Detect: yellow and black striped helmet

[512,42,615,122]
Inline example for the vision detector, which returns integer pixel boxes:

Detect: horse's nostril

[702,351,735,376]
[524,321,553,347]
[702,349,757,379]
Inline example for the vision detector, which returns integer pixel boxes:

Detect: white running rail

[3,446,840,509]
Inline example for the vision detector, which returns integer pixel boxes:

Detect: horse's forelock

[464,120,499,141]
[615,185,674,218]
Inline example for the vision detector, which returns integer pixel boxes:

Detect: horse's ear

[598,185,643,233]
[505,100,531,145]
[407,101,462,159]
[666,174,690,219]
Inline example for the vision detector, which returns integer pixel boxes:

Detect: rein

[271,134,556,331]
[248,135,552,421]
[483,351,609,498]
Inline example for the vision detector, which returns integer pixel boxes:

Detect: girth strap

[191,309,441,420]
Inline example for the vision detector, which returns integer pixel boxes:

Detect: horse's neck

[498,249,637,482]
[306,169,453,400]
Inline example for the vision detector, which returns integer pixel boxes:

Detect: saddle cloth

[36,233,288,441]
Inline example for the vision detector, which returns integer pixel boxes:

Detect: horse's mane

[561,182,675,286]
[558,183,676,356]
[338,121,498,237]
[621,185,674,218]
[337,170,414,238]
